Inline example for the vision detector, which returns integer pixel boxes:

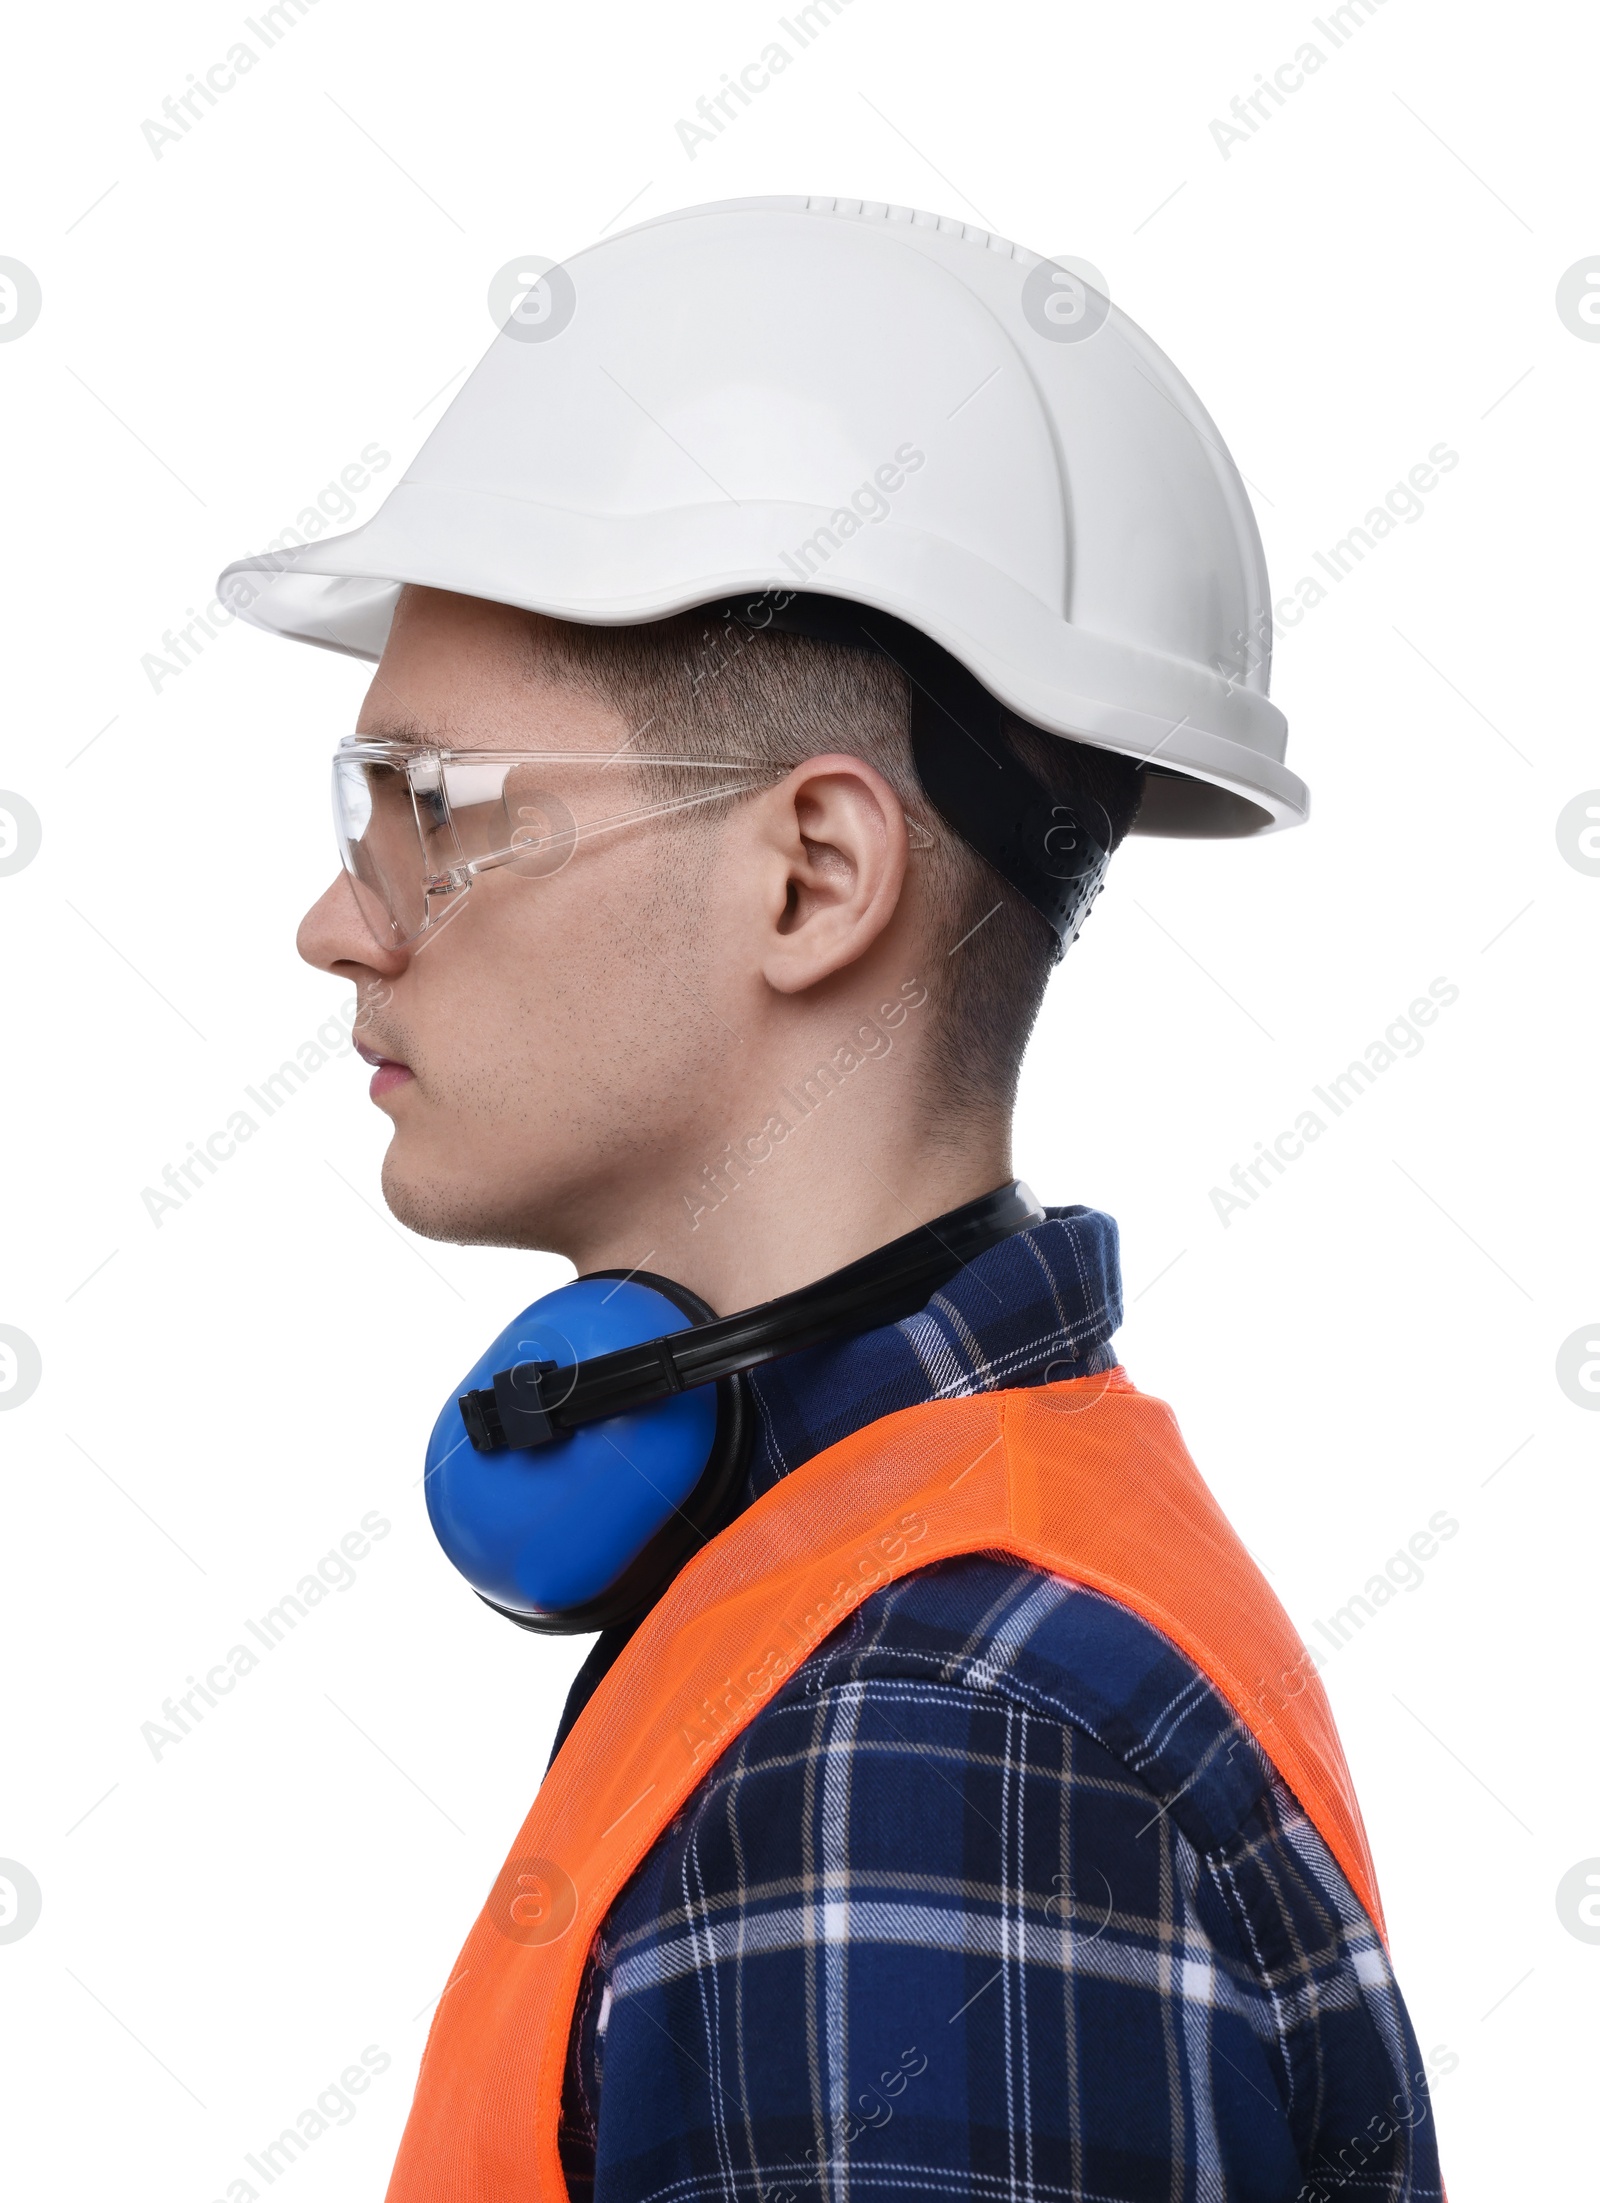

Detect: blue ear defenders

[424,1181,1042,1633]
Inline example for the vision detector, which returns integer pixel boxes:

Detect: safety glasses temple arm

[428,773,781,891]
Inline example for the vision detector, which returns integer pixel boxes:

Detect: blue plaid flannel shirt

[556,1206,1444,2203]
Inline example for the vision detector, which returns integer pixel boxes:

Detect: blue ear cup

[424,1273,750,1632]
[425,1186,1041,1634]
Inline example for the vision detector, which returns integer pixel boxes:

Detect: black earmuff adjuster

[456,1180,1044,1637]
[458,1180,1045,1460]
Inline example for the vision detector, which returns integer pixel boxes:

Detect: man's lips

[355,1038,415,1101]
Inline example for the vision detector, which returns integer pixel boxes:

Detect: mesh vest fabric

[385,1373,1383,2202]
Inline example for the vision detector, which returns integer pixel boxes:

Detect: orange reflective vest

[386,1371,1384,2202]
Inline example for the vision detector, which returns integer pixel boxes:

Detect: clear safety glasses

[332,740,784,951]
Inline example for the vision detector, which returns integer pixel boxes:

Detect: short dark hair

[519,609,1143,1113]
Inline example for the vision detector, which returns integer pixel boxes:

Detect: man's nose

[297,871,410,981]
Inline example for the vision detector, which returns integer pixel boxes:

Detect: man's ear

[752,753,912,995]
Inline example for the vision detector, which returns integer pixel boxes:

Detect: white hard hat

[219,194,1304,837]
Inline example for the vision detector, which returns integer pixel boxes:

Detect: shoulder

[577,1555,1439,2200]
[630,1551,1388,2024]
[603,1551,1322,1972]
[774,1550,1279,1853]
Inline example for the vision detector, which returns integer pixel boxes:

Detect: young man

[222,199,1443,2203]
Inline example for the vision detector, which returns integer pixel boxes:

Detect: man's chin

[377,1151,563,1252]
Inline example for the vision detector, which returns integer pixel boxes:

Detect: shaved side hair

[519,610,1144,1113]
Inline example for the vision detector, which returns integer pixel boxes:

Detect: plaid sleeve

[559,1557,1444,2203]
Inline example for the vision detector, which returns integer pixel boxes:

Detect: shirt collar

[547,1203,1124,1766]
[744,1203,1123,1504]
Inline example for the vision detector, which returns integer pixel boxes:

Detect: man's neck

[562,1126,1014,1313]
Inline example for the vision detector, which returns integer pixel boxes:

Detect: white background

[1,1,1595,2196]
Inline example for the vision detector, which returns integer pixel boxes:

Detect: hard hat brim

[219,488,1305,838]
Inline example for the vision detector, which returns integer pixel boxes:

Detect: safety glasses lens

[330,747,776,950]
[333,754,433,948]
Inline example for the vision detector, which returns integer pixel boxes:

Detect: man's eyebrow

[352,722,442,750]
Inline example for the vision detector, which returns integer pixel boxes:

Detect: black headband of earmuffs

[700,591,1122,959]
[459,1178,1045,1457]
